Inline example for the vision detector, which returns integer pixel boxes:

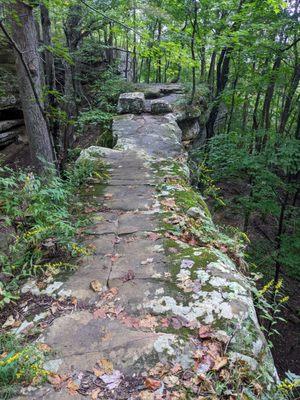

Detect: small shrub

[0,333,48,399]
[0,160,107,308]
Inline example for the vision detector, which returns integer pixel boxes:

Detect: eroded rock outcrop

[15,85,278,400]
[0,44,25,148]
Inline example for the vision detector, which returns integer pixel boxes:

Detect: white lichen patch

[154,334,176,355]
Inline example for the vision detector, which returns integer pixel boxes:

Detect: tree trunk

[40,3,60,152]
[10,1,55,171]
[132,4,137,83]
[200,44,206,80]
[190,0,198,104]
[156,20,162,83]
[261,56,281,130]
[279,63,300,134]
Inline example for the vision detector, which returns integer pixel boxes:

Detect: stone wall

[0,42,25,148]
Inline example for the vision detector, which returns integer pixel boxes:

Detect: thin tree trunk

[10,1,55,171]
[156,20,162,83]
[132,4,137,83]
[279,63,300,134]
[261,56,281,130]
[226,74,239,134]
[40,3,60,152]
[200,44,206,80]
[190,0,198,104]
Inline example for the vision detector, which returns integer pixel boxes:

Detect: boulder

[144,87,162,99]
[150,99,172,114]
[178,117,200,141]
[0,95,19,110]
[160,84,183,94]
[0,128,24,146]
[117,92,145,114]
[77,146,120,163]
[186,206,206,219]
[0,119,24,133]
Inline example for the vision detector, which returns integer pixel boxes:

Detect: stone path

[16,86,276,399]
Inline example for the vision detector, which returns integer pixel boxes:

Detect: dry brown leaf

[98,358,114,374]
[90,280,102,292]
[0,352,8,359]
[147,232,161,241]
[212,356,228,371]
[66,378,79,395]
[198,325,213,339]
[93,308,107,319]
[253,382,263,395]
[47,373,66,389]
[2,315,16,328]
[144,377,161,391]
[219,368,230,381]
[93,367,104,377]
[161,198,176,208]
[163,375,179,387]
[91,388,101,400]
[122,269,135,282]
[110,254,119,263]
[101,287,118,300]
[37,343,51,353]
[139,390,155,400]
[139,315,158,329]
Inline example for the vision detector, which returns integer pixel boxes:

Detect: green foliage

[252,278,289,343]
[195,129,300,280]
[0,160,107,308]
[91,69,135,113]
[0,333,47,399]
[77,109,112,132]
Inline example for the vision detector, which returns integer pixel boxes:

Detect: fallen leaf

[93,368,103,377]
[212,356,228,371]
[93,308,107,319]
[253,382,263,395]
[198,325,213,339]
[122,269,135,282]
[110,254,119,263]
[90,280,102,292]
[91,388,101,400]
[100,370,122,390]
[139,315,158,329]
[51,303,58,314]
[163,375,179,387]
[2,315,16,328]
[144,377,161,391]
[66,378,79,395]
[98,358,114,374]
[139,390,155,400]
[101,287,118,300]
[48,373,68,389]
[160,317,170,328]
[170,364,182,374]
[37,343,51,353]
[161,198,176,208]
[148,232,161,241]
[0,352,8,359]
[219,368,230,381]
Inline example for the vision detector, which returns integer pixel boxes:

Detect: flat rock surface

[16,85,276,399]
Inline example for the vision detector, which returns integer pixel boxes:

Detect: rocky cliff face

[0,43,26,149]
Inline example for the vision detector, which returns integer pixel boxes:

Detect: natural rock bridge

[17,85,277,399]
